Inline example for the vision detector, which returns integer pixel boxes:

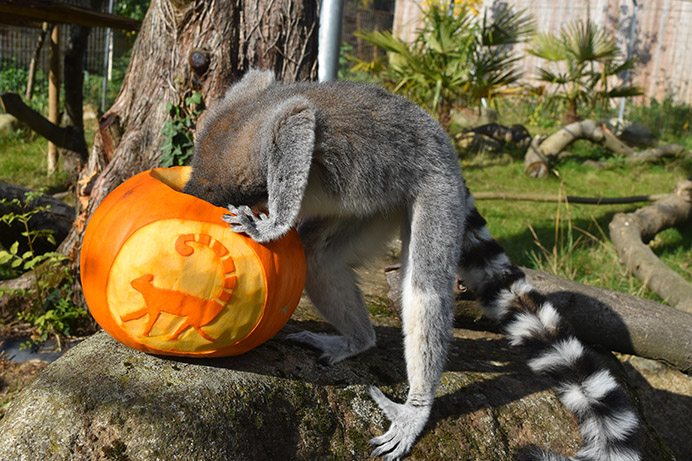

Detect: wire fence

[343,0,395,63]
[0,25,129,77]
[2,0,690,107]
[0,0,131,110]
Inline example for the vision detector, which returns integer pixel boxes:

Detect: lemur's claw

[224,205,258,236]
[223,204,272,242]
[368,387,431,461]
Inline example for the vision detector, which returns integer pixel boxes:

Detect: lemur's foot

[286,331,373,366]
[368,387,431,461]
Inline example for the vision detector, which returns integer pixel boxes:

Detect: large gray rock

[0,323,675,459]
[0,263,685,459]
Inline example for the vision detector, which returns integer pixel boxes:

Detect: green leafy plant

[0,58,49,115]
[18,287,86,350]
[83,52,133,110]
[627,95,692,141]
[351,1,534,129]
[116,0,151,42]
[0,191,85,348]
[528,20,643,123]
[160,91,204,167]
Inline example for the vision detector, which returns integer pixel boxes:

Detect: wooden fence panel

[392,0,692,104]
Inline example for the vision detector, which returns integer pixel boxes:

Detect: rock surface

[0,263,689,460]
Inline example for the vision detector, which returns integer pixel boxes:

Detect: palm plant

[528,20,642,123]
[350,1,534,130]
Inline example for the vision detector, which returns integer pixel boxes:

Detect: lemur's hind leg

[369,187,464,460]
[287,214,399,366]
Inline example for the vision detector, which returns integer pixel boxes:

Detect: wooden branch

[25,23,50,100]
[0,0,140,31]
[466,123,532,149]
[609,180,692,314]
[385,265,692,373]
[523,135,551,178]
[523,268,692,373]
[0,12,44,28]
[473,191,668,205]
[524,120,633,178]
[0,92,86,158]
[625,144,689,164]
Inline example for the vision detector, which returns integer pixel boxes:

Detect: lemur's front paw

[368,387,431,460]
[223,205,272,243]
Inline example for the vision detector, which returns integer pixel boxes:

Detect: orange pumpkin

[80,166,306,357]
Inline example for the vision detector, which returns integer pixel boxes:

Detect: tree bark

[609,180,692,314]
[523,268,692,374]
[385,265,692,373]
[59,0,318,258]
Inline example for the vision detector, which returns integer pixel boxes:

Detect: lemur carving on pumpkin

[123,233,236,342]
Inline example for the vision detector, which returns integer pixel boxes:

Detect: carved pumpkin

[80,166,306,357]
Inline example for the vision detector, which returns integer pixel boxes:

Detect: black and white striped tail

[458,195,643,461]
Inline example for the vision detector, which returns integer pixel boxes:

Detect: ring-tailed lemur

[182,69,642,460]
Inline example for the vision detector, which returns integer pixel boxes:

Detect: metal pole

[318,0,345,82]
[618,0,639,122]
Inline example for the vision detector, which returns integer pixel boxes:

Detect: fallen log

[522,120,687,178]
[0,182,75,255]
[385,265,692,373]
[524,120,633,178]
[609,180,692,314]
[625,144,689,164]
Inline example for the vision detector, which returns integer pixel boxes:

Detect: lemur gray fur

[182,69,642,461]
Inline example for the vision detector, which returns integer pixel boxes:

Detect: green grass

[0,132,71,191]
[462,147,692,300]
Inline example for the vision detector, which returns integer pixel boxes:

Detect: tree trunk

[61,0,318,257]
[61,20,96,165]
